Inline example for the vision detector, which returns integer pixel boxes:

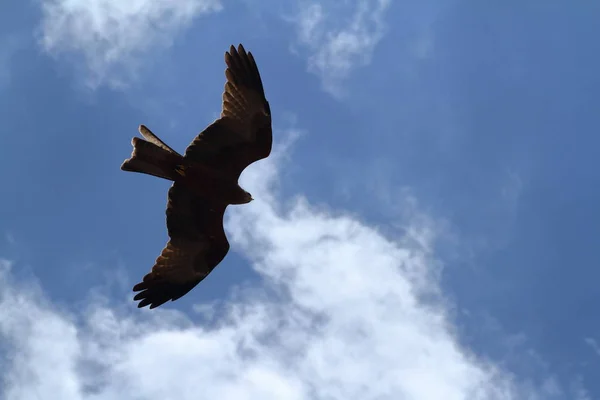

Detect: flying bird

[120,44,272,309]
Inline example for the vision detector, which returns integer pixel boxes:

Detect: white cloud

[0,130,572,399]
[289,0,390,96]
[37,0,222,89]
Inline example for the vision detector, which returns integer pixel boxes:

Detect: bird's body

[120,44,272,309]
[175,157,252,205]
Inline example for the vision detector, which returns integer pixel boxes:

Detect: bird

[120,44,272,309]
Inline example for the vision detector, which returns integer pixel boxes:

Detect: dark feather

[183,44,272,178]
[120,136,183,181]
[122,44,271,309]
[131,184,230,309]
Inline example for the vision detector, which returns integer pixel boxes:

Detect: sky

[0,0,599,399]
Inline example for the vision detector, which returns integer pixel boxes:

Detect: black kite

[121,44,272,309]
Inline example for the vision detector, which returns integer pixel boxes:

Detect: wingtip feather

[132,283,146,293]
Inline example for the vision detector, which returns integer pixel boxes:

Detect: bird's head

[231,188,253,205]
[242,190,254,204]
[230,185,254,205]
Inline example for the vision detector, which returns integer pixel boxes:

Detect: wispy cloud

[0,130,569,399]
[584,337,600,357]
[37,0,223,89]
[570,376,592,400]
[289,0,390,96]
[0,34,23,88]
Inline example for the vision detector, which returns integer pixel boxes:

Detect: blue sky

[0,0,599,399]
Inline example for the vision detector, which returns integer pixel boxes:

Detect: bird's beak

[250,196,254,202]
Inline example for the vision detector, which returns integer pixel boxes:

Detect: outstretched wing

[183,44,272,178]
[132,184,230,309]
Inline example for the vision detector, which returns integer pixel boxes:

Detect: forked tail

[120,125,184,181]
